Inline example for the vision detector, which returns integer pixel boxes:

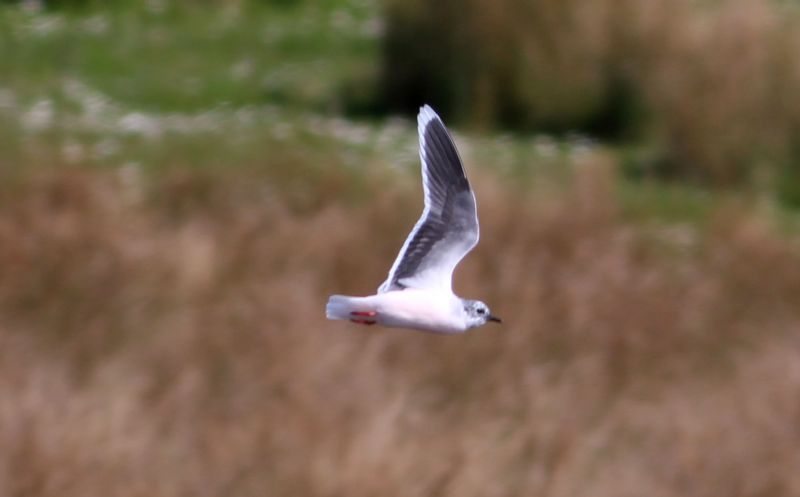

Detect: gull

[326,105,501,334]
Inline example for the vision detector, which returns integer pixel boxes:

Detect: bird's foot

[350,311,377,325]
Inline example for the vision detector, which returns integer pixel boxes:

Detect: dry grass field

[3,0,800,494]
[1,162,799,496]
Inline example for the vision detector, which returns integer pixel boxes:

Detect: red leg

[350,311,377,325]
[350,319,377,325]
[350,311,377,317]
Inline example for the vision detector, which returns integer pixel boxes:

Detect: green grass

[0,0,387,178]
[617,180,714,226]
[3,0,799,234]
[0,0,379,112]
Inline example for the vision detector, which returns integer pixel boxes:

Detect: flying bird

[326,105,501,334]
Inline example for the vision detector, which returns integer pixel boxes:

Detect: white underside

[326,289,467,334]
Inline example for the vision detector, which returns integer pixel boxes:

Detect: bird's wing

[378,105,479,293]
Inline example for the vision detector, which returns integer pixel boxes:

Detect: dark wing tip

[418,105,469,192]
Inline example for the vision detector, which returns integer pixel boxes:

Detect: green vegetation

[0,0,392,196]
[0,0,377,111]
[4,0,800,220]
[384,0,800,193]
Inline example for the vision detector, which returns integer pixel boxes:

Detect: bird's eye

[477,308,485,315]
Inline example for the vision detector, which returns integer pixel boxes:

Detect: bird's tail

[326,294,364,320]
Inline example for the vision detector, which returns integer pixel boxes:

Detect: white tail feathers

[326,295,359,320]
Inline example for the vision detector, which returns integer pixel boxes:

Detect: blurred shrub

[382,0,800,190]
[382,0,633,136]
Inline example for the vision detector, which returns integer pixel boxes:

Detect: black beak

[488,315,502,324]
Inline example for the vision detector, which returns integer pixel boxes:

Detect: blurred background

[1,0,800,495]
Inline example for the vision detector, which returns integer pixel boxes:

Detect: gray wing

[378,105,479,293]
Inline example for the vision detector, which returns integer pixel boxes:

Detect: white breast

[367,289,466,334]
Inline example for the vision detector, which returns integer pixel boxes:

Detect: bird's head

[463,299,502,329]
